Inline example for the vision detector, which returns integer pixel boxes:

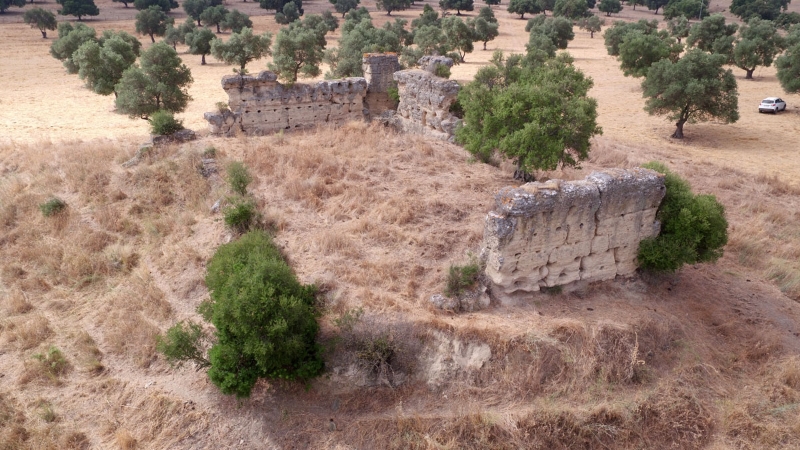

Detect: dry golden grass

[1,1,800,448]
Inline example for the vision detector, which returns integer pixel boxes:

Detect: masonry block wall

[482,168,666,299]
[392,69,461,141]
[362,53,401,117]
[204,71,368,136]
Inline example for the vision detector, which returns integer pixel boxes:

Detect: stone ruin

[204,71,367,136]
[391,69,461,141]
[204,53,462,140]
[482,168,666,302]
[362,53,401,118]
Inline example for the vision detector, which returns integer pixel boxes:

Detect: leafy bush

[387,86,400,105]
[156,321,211,370]
[434,63,451,78]
[204,231,323,397]
[226,161,253,195]
[149,110,184,135]
[445,258,481,297]
[637,162,728,272]
[202,146,217,159]
[356,334,397,375]
[39,197,66,217]
[223,196,259,233]
[32,346,69,379]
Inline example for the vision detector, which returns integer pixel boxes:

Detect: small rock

[430,294,458,311]
[210,199,222,213]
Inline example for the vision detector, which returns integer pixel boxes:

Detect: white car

[759,97,787,114]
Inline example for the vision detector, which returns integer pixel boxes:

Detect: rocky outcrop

[362,53,401,117]
[204,71,368,136]
[483,168,666,302]
[418,55,454,74]
[392,69,461,141]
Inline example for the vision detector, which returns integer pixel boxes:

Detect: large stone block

[392,69,461,141]
[482,169,666,300]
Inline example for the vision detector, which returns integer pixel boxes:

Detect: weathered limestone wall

[392,69,461,141]
[362,53,400,117]
[483,168,666,299]
[204,71,367,136]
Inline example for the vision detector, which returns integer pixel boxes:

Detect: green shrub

[156,321,211,370]
[637,162,728,273]
[387,86,400,105]
[445,259,481,298]
[215,101,229,113]
[149,110,184,135]
[204,231,323,397]
[434,63,451,79]
[223,196,259,233]
[33,346,69,379]
[39,197,66,217]
[226,161,252,195]
[202,146,217,159]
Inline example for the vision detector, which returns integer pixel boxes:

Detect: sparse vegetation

[222,196,259,233]
[433,63,451,78]
[156,321,212,369]
[32,346,69,379]
[226,161,252,196]
[39,197,67,217]
[445,258,480,298]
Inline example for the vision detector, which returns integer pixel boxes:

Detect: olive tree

[469,16,499,50]
[666,15,690,43]
[164,19,196,49]
[731,0,790,21]
[50,22,97,73]
[135,6,173,43]
[732,17,785,79]
[186,27,216,64]
[0,0,26,14]
[268,22,326,82]
[439,0,474,15]
[73,31,141,96]
[577,15,604,38]
[618,30,682,77]
[221,9,253,33]
[642,49,738,138]
[507,0,541,19]
[211,27,273,73]
[115,43,193,119]
[442,16,475,62]
[376,0,412,15]
[776,28,800,93]
[184,0,222,26]
[331,0,359,17]
[604,19,659,55]
[201,5,229,33]
[598,0,622,16]
[687,14,738,58]
[23,7,57,38]
[58,0,100,20]
[553,0,590,19]
[456,54,602,180]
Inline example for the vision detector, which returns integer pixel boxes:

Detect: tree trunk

[202,54,206,65]
[150,33,155,43]
[216,24,221,33]
[590,30,594,38]
[672,120,685,139]
[197,19,201,26]
[483,41,487,50]
[513,160,535,182]
[41,30,47,38]
[745,68,754,79]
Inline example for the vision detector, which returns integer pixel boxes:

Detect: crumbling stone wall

[392,69,461,141]
[204,71,367,136]
[362,53,400,117]
[483,168,666,300]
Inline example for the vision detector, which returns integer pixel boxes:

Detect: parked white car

[759,97,787,113]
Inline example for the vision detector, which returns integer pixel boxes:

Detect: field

[2,0,800,448]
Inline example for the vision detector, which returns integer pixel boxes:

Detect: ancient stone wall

[482,168,666,301]
[204,71,367,136]
[392,69,461,141]
[362,53,401,117]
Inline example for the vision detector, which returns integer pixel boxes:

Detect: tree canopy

[275,0,303,24]
[553,0,591,19]
[221,9,253,33]
[604,19,659,55]
[641,49,738,138]
[618,30,682,77]
[776,27,800,93]
[211,27,273,73]
[732,17,785,78]
[376,0,412,15]
[469,16,500,50]
[577,15,605,38]
[662,0,707,20]
[135,5,173,43]
[186,27,216,64]
[325,10,405,77]
[440,0,474,15]
[184,0,222,26]
[269,15,332,82]
[526,15,575,50]
[51,22,98,74]
[456,53,601,180]
[133,0,177,12]
[23,7,57,38]
[200,5,229,33]
[666,15,690,43]
[598,0,623,16]
[507,0,541,19]
[59,0,100,20]
[731,0,790,21]
[202,231,323,398]
[331,0,359,17]
[0,0,26,14]
[687,13,738,59]
[115,42,193,119]
[442,16,476,62]
[73,30,141,96]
